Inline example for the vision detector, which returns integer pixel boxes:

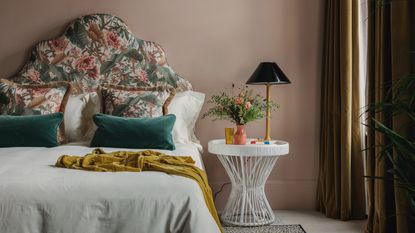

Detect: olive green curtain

[316,0,366,220]
[365,1,415,233]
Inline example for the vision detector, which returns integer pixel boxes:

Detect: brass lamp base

[265,84,271,141]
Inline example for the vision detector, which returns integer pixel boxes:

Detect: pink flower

[245,101,251,109]
[50,38,68,51]
[27,68,41,82]
[235,97,243,105]
[70,47,81,57]
[143,41,166,65]
[137,69,149,83]
[87,66,99,79]
[75,56,96,71]
[106,31,121,48]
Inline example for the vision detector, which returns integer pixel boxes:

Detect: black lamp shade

[246,62,291,85]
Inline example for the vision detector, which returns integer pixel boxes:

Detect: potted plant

[202,86,278,144]
[365,75,415,222]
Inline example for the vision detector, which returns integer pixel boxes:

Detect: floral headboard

[10,14,192,93]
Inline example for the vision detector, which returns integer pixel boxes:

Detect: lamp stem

[265,84,271,141]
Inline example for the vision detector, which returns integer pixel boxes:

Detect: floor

[274,210,367,233]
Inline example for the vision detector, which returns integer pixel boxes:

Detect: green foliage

[47,64,66,81]
[366,75,415,221]
[101,50,145,75]
[202,86,278,125]
[124,49,144,62]
[67,22,89,49]
[110,94,160,117]
[112,103,130,117]
[82,15,99,24]
[100,53,125,74]
[0,93,8,105]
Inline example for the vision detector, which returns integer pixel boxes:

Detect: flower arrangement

[202,86,278,125]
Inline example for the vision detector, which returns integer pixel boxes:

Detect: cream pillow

[168,91,205,145]
[64,94,87,142]
[64,93,100,142]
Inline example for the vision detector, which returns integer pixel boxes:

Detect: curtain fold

[365,1,414,233]
[316,0,366,220]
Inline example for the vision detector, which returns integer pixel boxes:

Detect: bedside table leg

[239,156,246,225]
[218,155,279,226]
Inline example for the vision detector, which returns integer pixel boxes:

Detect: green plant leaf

[67,22,89,49]
[373,119,415,162]
[111,104,129,117]
[100,61,115,75]
[100,53,125,74]
[138,94,159,105]
[124,49,143,62]
[363,75,415,221]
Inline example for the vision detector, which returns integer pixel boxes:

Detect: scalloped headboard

[10,14,192,93]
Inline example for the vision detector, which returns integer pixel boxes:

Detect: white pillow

[64,93,100,143]
[64,94,87,142]
[169,91,205,145]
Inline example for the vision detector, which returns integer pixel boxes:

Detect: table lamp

[246,62,291,141]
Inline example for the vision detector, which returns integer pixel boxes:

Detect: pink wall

[0,0,323,210]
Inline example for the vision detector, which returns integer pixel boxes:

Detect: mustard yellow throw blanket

[56,148,222,232]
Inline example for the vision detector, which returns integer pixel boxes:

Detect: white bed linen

[0,144,220,233]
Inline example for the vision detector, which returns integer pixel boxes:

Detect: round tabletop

[208,139,289,157]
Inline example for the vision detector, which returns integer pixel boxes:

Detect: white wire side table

[208,139,289,227]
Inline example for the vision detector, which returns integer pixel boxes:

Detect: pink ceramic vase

[233,125,247,145]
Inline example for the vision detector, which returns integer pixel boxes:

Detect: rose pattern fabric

[101,85,175,118]
[10,14,192,93]
[0,79,70,116]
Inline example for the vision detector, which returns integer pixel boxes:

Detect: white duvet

[0,144,220,233]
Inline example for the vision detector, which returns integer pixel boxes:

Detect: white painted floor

[274,210,367,233]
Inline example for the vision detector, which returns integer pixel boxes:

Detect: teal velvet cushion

[91,114,176,150]
[0,113,63,147]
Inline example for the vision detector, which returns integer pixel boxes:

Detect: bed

[0,144,219,233]
[0,14,220,233]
